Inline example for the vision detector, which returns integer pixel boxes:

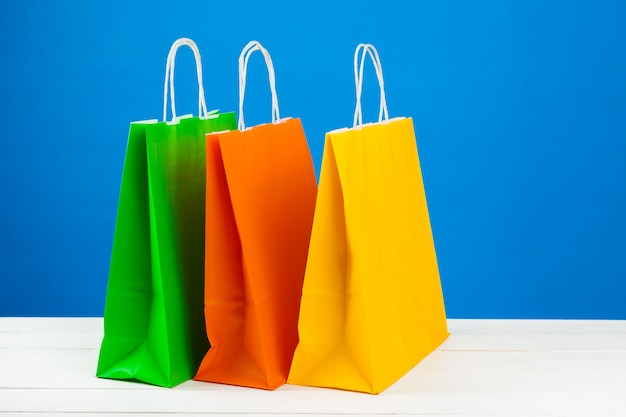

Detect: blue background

[1,0,625,318]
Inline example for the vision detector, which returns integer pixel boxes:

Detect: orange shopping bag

[194,41,317,390]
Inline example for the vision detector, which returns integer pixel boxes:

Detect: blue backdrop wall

[1,0,625,318]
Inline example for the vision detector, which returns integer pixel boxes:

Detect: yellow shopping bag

[288,44,449,394]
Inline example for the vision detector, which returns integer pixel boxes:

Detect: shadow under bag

[97,38,237,387]
[288,44,449,394]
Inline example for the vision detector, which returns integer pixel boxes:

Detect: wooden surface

[1,318,625,416]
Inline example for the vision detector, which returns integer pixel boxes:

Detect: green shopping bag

[96,38,237,387]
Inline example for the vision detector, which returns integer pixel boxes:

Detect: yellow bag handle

[353,43,389,128]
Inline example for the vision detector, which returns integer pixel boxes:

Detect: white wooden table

[1,318,625,416]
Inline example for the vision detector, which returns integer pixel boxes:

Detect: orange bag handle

[237,40,281,130]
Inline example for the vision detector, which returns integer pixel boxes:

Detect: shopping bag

[96,38,237,388]
[287,44,449,394]
[194,41,317,390]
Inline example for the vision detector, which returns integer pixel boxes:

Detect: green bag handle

[353,43,389,128]
[163,37,209,122]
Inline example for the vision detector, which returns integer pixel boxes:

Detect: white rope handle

[353,43,388,127]
[238,40,280,131]
[353,43,389,128]
[162,38,209,122]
